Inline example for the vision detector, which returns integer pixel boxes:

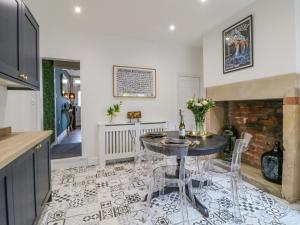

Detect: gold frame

[112,65,156,98]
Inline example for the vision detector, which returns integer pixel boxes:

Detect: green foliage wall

[42,60,55,143]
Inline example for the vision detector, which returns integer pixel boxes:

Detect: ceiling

[25,0,256,47]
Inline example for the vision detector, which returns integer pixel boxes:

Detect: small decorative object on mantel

[106,101,123,123]
[187,98,215,138]
[127,111,142,123]
[223,15,253,74]
[113,65,156,98]
[261,141,283,184]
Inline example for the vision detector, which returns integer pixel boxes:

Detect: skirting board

[57,129,67,144]
[51,156,88,170]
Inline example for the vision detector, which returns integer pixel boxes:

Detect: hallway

[61,127,81,144]
[51,128,82,159]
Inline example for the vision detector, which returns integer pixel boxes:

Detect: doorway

[42,59,82,159]
[177,75,201,131]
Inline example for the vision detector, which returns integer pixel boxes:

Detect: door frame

[41,57,81,147]
[177,74,202,130]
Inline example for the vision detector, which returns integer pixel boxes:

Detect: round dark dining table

[140,131,227,159]
[140,131,227,218]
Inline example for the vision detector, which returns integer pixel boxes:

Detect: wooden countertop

[0,131,52,170]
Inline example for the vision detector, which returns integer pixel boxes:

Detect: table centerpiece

[187,98,215,137]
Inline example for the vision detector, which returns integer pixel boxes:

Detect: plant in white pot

[106,101,122,123]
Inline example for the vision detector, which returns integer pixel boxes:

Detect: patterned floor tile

[37,162,300,225]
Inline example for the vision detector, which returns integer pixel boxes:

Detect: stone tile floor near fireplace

[38,162,300,225]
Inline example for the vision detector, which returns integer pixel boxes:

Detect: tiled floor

[38,162,300,225]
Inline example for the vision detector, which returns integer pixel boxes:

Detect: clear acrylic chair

[145,165,191,225]
[230,133,252,224]
[185,133,252,223]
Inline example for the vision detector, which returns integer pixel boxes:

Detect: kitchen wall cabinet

[0,0,40,90]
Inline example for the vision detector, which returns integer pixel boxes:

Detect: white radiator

[98,122,167,167]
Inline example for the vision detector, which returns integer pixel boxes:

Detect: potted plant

[107,101,123,123]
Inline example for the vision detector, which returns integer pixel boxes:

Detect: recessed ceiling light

[169,25,176,31]
[200,0,207,2]
[74,6,81,13]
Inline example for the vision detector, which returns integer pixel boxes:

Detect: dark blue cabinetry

[0,137,51,225]
[0,0,39,90]
[0,165,14,225]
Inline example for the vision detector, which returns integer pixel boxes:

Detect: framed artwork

[113,65,156,98]
[61,73,70,96]
[223,15,253,74]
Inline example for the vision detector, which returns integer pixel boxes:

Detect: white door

[177,76,201,131]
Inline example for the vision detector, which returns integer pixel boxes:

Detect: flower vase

[195,117,206,137]
[109,115,114,124]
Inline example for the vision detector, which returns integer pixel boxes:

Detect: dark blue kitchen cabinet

[0,137,51,225]
[12,149,37,225]
[0,0,22,81]
[35,139,51,217]
[20,2,40,89]
[0,165,14,225]
[0,0,40,90]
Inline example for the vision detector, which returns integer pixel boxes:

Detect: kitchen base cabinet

[12,149,37,225]
[0,136,51,225]
[0,165,14,225]
[35,139,51,217]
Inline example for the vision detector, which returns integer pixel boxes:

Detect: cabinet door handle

[35,143,42,150]
[19,74,28,80]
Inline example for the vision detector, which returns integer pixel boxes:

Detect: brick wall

[226,100,283,169]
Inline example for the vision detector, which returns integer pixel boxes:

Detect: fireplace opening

[217,99,283,169]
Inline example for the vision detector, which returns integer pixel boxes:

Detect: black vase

[261,141,283,184]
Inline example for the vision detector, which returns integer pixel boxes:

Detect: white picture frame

[113,65,156,98]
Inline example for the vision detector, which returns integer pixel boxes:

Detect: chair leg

[231,175,243,224]
[143,175,154,222]
[179,180,190,225]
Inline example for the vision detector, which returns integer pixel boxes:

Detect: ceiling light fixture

[200,0,207,3]
[169,25,176,31]
[74,6,81,13]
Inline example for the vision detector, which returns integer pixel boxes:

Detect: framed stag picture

[223,15,253,74]
[113,65,156,98]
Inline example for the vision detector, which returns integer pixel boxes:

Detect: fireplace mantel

[206,74,300,101]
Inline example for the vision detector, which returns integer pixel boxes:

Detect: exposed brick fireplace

[224,100,283,168]
[206,74,300,203]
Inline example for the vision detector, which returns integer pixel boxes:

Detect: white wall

[296,0,300,73]
[0,85,7,127]
[0,86,40,131]
[203,0,297,87]
[3,91,40,131]
[22,8,202,163]
[45,34,201,163]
